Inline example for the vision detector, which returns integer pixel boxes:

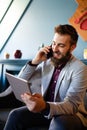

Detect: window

[0,0,32,52]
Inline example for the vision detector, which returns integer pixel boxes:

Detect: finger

[21,93,31,101]
[32,93,42,98]
[40,46,51,54]
[21,93,36,102]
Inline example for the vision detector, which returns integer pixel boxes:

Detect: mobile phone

[47,46,53,59]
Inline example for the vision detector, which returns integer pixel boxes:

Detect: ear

[70,44,76,52]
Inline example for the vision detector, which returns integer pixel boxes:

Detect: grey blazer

[19,55,87,127]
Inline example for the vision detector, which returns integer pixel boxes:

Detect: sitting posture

[3,24,87,130]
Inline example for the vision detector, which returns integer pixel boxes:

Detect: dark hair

[54,24,78,45]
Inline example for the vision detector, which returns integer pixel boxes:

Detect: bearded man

[4,24,87,130]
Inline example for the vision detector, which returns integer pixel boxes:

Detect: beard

[51,50,71,67]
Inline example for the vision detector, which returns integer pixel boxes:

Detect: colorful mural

[69,0,87,41]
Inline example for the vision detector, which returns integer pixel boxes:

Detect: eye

[58,43,65,47]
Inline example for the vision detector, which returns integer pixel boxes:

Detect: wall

[0,0,87,60]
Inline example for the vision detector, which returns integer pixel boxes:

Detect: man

[4,24,87,130]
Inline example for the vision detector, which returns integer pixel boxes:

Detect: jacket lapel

[54,62,70,100]
[42,64,54,96]
[42,58,71,98]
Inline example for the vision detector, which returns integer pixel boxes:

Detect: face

[51,33,76,66]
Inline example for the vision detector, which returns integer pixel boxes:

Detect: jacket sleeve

[18,61,42,80]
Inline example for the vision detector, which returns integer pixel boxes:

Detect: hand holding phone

[47,46,53,59]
